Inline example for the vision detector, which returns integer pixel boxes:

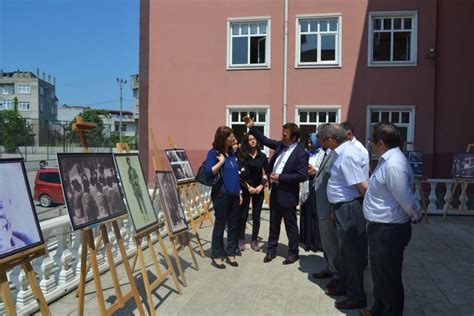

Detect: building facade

[57,104,91,122]
[0,70,58,145]
[139,0,474,180]
[101,110,138,138]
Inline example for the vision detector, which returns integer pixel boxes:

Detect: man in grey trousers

[311,124,343,295]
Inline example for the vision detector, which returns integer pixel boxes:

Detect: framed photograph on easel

[451,153,474,179]
[404,151,424,177]
[155,171,188,235]
[57,153,128,231]
[164,149,194,183]
[0,159,44,259]
[114,153,159,233]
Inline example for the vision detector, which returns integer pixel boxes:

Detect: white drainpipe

[282,0,289,124]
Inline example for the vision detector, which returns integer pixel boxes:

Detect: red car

[34,168,64,207]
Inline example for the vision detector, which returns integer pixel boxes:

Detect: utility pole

[116,78,127,144]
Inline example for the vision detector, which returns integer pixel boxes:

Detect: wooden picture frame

[0,158,44,260]
[57,153,128,231]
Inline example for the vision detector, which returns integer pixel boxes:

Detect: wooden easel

[442,144,474,221]
[167,136,214,229]
[0,245,50,315]
[149,128,206,257]
[73,116,145,315]
[129,223,181,316]
[116,142,130,153]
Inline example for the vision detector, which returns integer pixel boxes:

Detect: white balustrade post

[74,230,84,277]
[15,269,34,309]
[39,253,57,294]
[444,182,453,210]
[59,232,75,285]
[428,182,437,211]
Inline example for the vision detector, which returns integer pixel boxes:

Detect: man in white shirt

[341,122,369,161]
[326,124,369,310]
[361,122,422,316]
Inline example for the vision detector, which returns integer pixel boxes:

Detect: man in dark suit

[244,116,308,265]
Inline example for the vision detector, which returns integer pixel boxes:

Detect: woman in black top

[237,132,268,252]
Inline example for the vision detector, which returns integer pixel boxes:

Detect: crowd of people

[204,117,423,316]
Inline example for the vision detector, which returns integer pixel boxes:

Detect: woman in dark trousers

[205,126,241,269]
[237,132,269,252]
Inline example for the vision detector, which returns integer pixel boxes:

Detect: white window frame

[18,102,30,111]
[17,85,31,94]
[366,105,416,150]
[227,17,271,70]
[226,105,270,154]
[295,106,341,138]
[1,100,13,110]
[295,13,342,68]
[1,85,14,95]
[368,11,418,67]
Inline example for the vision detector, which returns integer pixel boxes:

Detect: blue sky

[0,0,139,111]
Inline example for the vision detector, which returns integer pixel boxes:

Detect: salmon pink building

[139,0,473,181]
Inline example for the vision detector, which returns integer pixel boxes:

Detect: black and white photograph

[165,149,195,183]
[0,159,44,259]
[57,153,128,231]
[405,151,424,177]
[155,171,188,235]
[114,154,158,232]
[452,153,474,179]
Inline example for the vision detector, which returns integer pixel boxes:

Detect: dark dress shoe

[263,253,276,263]
[325,278,340,290]
[226,257,239,267]
[312,270,333,279]
[211,259,226,269]
[335,298,367,310]
[282,255,299,265]
[325,286,346,296]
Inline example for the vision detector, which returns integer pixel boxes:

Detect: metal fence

[0,117,138,162]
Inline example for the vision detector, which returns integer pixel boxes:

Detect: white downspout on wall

[282,0,289,124]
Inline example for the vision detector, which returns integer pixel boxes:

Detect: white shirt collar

[334,140,350,155]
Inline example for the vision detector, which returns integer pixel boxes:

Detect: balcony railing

[1,179,472,315]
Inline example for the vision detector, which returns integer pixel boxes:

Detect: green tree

[0,108,34,153]
[67,110,107,147]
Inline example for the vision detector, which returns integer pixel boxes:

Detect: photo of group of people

[0,159,43,259]
[452,153,474,179]
[165,149,194,183]
[114,154,158,232]
[155,171,188,235]
[57,154,128,231]
[405,151,424,177]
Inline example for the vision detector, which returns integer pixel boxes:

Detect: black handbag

[195,161,223,186]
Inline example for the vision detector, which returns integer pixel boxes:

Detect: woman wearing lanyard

[205,126,241,269]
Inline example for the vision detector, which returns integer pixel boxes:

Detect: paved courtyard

[42,212,474,316]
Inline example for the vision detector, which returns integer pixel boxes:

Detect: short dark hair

[371,122,401,149]
[212,126,234,153]
[282,123,300,142]
[340,122,354,134]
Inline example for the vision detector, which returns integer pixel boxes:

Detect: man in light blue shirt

[325,124,369,310]
[361,122,422,316]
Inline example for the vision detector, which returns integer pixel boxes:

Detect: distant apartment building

[139,0,473,179]
[0,70,58,145]
[100,110,138,137]
[57,104,91,122]
[130,74,139,120]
